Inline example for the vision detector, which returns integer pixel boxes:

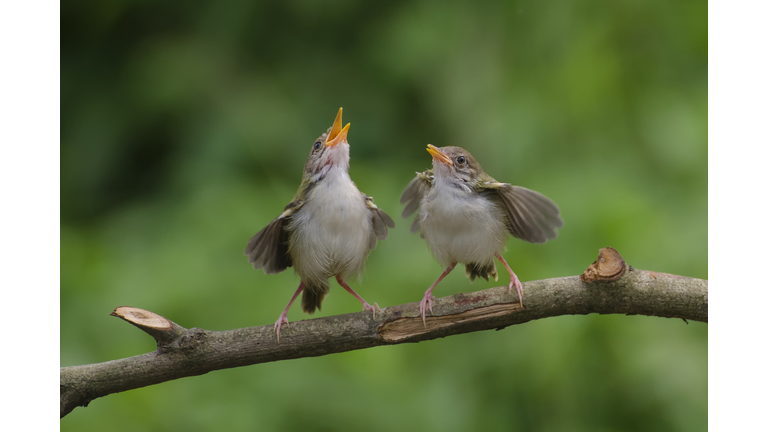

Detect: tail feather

[465,262,498,282]
[301,281,330,314]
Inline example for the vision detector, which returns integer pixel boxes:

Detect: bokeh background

[61,0,707,431]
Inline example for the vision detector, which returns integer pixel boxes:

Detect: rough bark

[60,248,707,418]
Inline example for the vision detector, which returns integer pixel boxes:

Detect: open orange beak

[325,107,351,147]
[426,144,452,165]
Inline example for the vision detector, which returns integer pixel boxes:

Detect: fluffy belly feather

[420,184,507,267]
[288,169,370,283]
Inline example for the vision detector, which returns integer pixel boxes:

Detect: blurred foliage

[61,0,707,431]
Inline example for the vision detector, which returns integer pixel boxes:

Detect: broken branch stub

[581,247,627,282]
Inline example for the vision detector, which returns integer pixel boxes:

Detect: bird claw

[508,276,524,308]
[274,312,290,344]
[419,292,435,328]
[363,302,380,319]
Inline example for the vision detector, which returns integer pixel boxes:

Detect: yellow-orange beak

[325,107,351,147]
[426,144,452,165]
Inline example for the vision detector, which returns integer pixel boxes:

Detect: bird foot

[274,312,290,344]
[362,302,380,319]
[497,254,525,308]
[419,292,436,327]
[508,276,524,308]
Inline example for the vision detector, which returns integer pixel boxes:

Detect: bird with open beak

[400,144,563,324]
[245,108,395,342]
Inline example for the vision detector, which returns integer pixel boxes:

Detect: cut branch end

[111,306,173,330]
[110,306,186,344]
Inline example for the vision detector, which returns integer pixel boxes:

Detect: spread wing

[481,181,563,244]
[244,200,303,274]
[399,170,433,233]
[363,194,395,249]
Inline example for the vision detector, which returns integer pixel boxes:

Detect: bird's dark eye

[457,156,466,165]
[313,141,322,151]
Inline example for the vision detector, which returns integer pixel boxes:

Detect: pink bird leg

[274,281,304,344]
[336,275,379,318]
[419,262,457,327]
[496,253,524,307]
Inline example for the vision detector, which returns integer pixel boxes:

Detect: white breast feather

[419,179,507,268]
[288,167,371,284]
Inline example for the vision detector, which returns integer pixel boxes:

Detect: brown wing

[363,194,395,249]
[488,185,563,244]
[244,201,302,274]
[399,170,433,233]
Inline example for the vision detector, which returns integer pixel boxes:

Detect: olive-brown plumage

[245,108,394,341]
[400,144,562,323]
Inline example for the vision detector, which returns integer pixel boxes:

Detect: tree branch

[60,248,707,418]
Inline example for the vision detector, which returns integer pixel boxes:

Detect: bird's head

[304,108,351,181]
[426,144,487,188]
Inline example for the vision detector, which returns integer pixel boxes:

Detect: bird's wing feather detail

[399,170,433,233]
[399,171,433,216]
[491,185,563,244]
[482,181,509,189]
[363,195,395,249]
[244,201,302,274]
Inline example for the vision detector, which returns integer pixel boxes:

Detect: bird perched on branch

[245,108,395,342]
[400,144,563,324]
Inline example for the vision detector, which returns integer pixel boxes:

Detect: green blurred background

[61,0,707,430]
